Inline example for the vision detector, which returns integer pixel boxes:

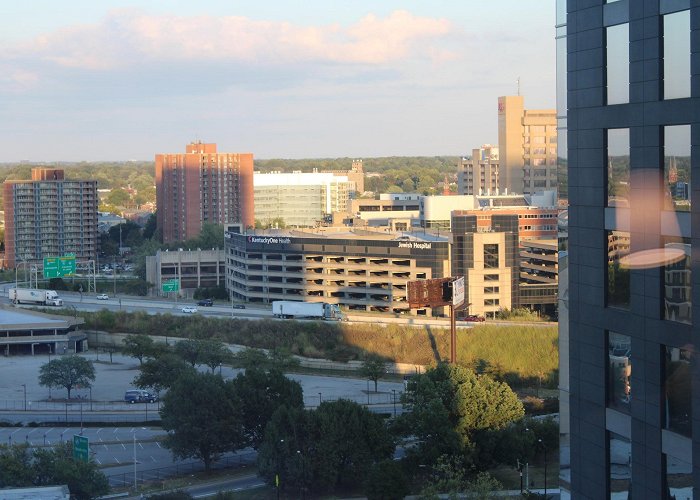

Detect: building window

[484,299,500,306]
[484,286,500,294]
[484,244,499,269]
[663,10,691,100]
[607,230,630,309]
[607,332,631,413]
[663,237,691,324]
[484,274,499,281]
[608,432,630,499]
[607,129,630,208]
[664,125,691,211]
[606,23,629,105]
[664,345,692,437]
[664,452,692,499]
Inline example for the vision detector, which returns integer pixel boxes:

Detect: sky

[0,1,556,162]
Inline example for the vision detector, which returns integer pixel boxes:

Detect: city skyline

[1,1,555,162]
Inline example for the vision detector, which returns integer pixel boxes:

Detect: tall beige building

[457,144,500,196]
[497,96,557,195]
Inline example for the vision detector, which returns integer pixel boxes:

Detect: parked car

[181,306,198,314]
[465,315,486,322]
[232,304,246,309]
[96,293,109,300]
[197,298,214,306]
[124,389,158,404]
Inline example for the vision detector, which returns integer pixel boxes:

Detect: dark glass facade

[567,1,697,497]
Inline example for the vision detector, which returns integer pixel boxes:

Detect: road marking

[156,442,161,448]
[27,428,38,436]
[121,443,126,450]
[103,444,108,451]
[113,428,119,434]
[114,457,120,464]
[139,442,144,449]
[10,429,21,436]
[95,458,101,465]
[151,456,156,462]
[96,428,103,434]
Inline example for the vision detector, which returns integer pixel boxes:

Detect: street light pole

[539,438,547,497]
[392,389,397,417]
[21,384,26,411]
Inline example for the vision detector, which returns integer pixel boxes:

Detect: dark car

[197,298,214,306]
[465,315,486,322]
[232,304,246,309]
[124,389,158,404]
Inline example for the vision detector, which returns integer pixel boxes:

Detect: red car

[465,315,486,322]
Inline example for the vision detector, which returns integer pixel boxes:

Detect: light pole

[539,438,547,497]
[133,431,137,492]
[392,389,397,417]
[296,450,305,500]
[21,384,26,411]
[89,387,92,411]
[318,392,322,406]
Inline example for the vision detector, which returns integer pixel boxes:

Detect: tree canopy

[38,355,96,399]
[359,354,387,392]
[231,367,304,448]
[133,353,195,394]
[396,363,524,460]
[258,399,395,495]
[160,372,245,470]
[0,443,109,499]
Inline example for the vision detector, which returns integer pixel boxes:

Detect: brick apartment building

[3,168,98,269]
[155,142,254,243]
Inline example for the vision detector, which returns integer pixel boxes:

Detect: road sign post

[73,434,89,462]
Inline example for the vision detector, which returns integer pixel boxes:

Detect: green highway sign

[73,434,89,462]
[162,280,180,293]
[43,256,76,278]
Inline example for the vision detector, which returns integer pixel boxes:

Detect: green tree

[0,444,33,487]
[360,354,387,392]
[257,406,311,494]
[133,353,195,394]
[0,442,108,499]
[122,334,156,365]
[106,188,131,206]
[309,400,395,492]
[418,454,468,499]
[174,339,201,367]
[33,442,109,500]
[364,459,410,500]
[397,363,524,460]
[231,367,304,448]
[38,355,96,399]
[160,372,245,470]
[199,339,231,373]
[194,223,225,250]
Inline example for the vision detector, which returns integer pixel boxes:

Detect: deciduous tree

[133,353,195,394]
[38,355,96,399]
[231,367,303,448]
[359,354,387,392]
[160,372,245,470]
[122,334,156,365]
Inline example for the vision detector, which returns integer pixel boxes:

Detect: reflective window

[663,10,691,100]
[484,244,499,268]
[663,237,691,324]
[607,129,630,207]
[606,24,629,104]
[609,432,630,499]
[665,452,693,499]
[664,346,692,437]
[664,125,691,211]
[608,332,631,413]
[607,230,630,308]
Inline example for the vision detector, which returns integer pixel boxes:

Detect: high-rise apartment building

[498,95,557,196]
[3,168,98,268]
[457,145,500,196]
[566,1,697,498]
[155,142,254,243]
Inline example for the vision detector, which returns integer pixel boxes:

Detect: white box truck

[9,288,63,306]
[272,301,343,321]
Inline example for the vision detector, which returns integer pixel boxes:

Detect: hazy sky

[1,1,556,162]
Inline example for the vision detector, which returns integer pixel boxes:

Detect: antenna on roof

[517,77,521,96]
